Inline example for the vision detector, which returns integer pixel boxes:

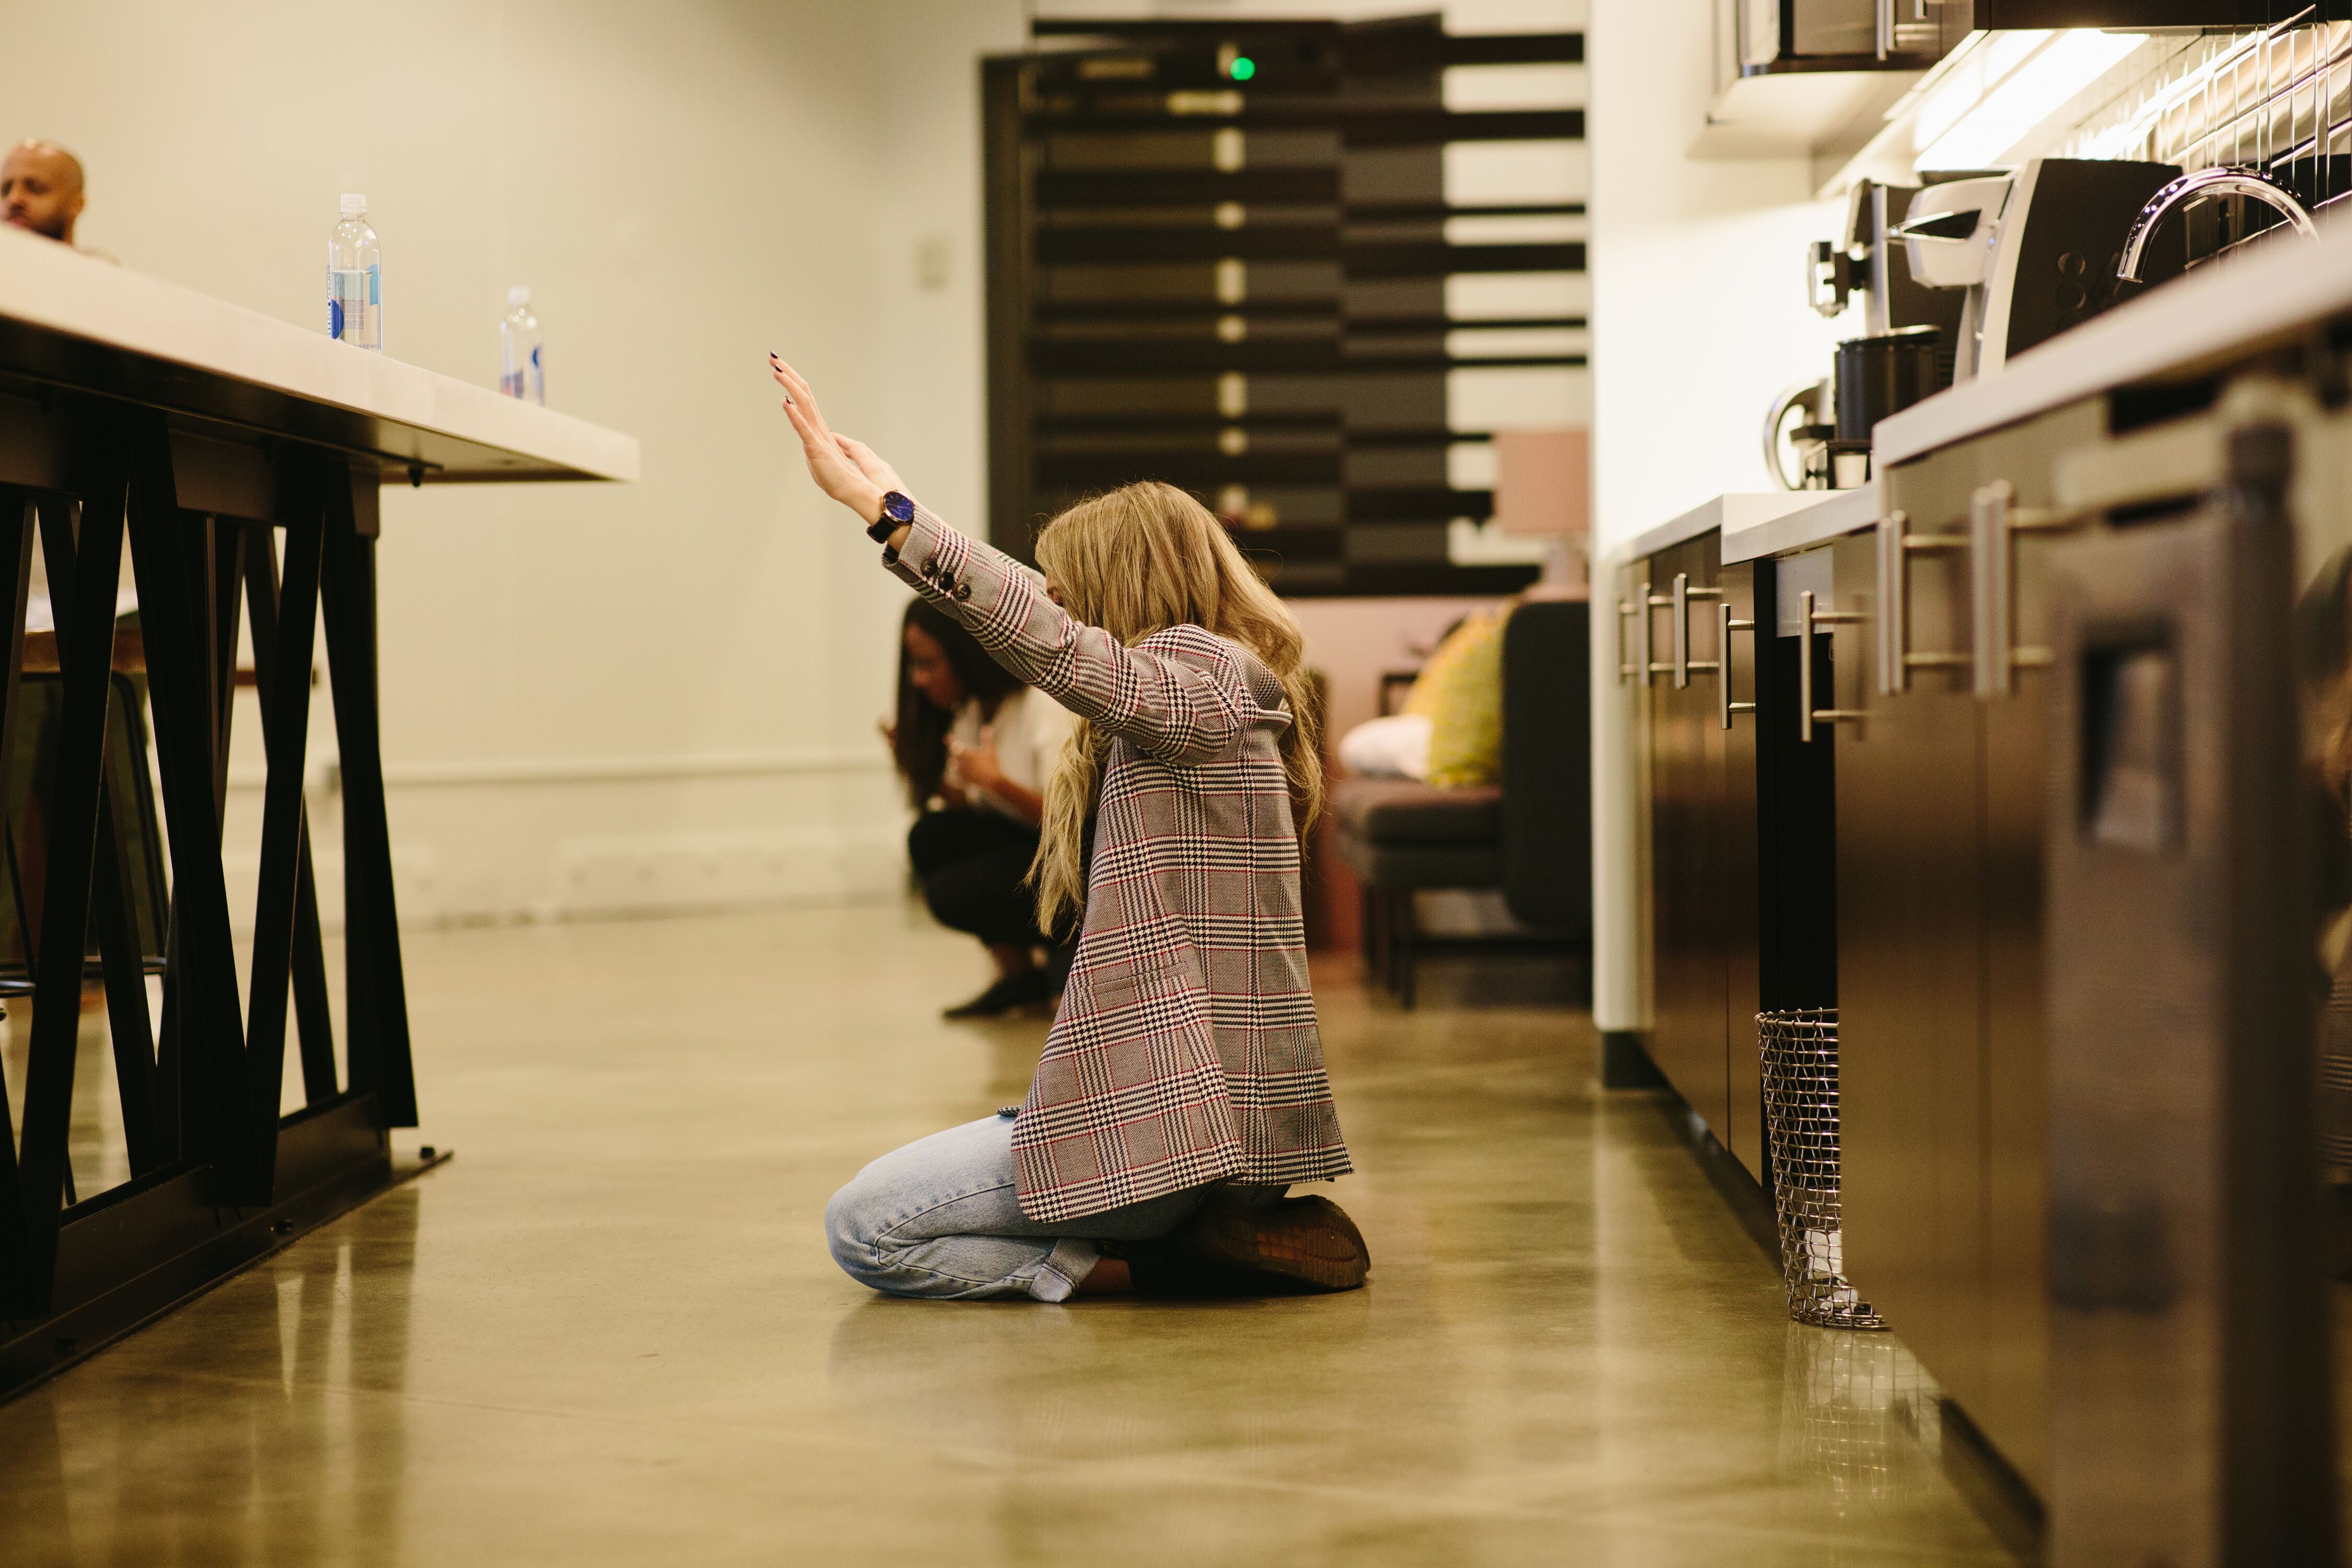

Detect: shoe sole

[1192,1195,1369,1292]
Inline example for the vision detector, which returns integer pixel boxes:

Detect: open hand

[770,355,907,525]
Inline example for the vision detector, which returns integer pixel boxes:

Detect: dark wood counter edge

[0,1092,451,1405]
[1605,1029,2047,1558]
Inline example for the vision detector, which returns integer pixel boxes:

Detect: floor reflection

[1777,1321,1943,1519]
[0,908,2031,1564]
[826,1289,1382,1467]
[0,1187,419,1566]
[0,994,136,1205]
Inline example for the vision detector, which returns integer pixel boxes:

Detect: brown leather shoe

[1112,1191,1369,1296]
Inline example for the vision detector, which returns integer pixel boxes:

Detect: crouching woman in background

[890,598,1075,1018]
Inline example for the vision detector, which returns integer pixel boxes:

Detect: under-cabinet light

[1915,29,2148,172]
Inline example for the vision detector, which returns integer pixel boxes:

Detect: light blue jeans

[825,1113,1210,1301]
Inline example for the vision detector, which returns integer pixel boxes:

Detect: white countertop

[1722,478,1878,563]
[1877,215,2352,468]
[1612,490,1825,567]
[0,225,637,485]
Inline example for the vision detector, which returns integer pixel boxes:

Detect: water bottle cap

[339,193,366,216]
[508,285,532,307]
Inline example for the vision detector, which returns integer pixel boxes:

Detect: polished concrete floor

[0,903,2020,1565]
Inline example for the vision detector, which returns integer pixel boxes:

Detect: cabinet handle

[1672,573,1689,688]
[1617,580,1672,685]
[1672,571,1725,688]
[1875,0,1894,59]
[1644,584,1673,684]
[1873,510,1970,696]
[1719,601,1756,730]
[1800,589,1867,742]
[1616,590,1640,684]
[1969,481,2084,699]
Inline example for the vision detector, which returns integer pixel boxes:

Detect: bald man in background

[2,140,87,247]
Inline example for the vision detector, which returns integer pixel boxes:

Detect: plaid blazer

[886,508,1354,1222]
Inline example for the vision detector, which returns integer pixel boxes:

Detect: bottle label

[329,264,381,342]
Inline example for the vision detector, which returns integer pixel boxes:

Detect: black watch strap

[867,490,916,543]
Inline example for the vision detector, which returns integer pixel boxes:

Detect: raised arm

[770,355,1283,763]
[889,507,1266,762]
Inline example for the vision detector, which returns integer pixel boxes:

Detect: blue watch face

[882,491,915,524]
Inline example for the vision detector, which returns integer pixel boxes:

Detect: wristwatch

[867,490,916,543]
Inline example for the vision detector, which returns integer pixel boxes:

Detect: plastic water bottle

[499,286,545,403]
[327,194,382,352]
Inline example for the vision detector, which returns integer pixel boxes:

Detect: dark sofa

[1329,599,1591,1005]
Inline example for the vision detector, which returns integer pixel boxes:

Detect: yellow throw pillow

[1400,626,1463,718]
[1402,611,1486,716]
[1411,609,1507,788]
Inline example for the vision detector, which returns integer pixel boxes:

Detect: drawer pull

[1617,581,1674,685]
[1672,572,1725,688]
[1719,601,1756,730]
[1645,586,1673,683]
[1874,510,1970,696]
[1970,482,2086,699]
[1800,589,1866,742]
[1618,583,1675,686]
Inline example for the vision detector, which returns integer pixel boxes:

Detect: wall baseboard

[547,827,904,921]
[223,749,893,792]
[221,826,907,933]
[1600,1030,1668,1090]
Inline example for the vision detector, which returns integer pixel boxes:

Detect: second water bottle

[500,287,545,403]
[327,194,382,352]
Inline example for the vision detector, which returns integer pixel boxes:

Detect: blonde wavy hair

[1029,481,1323,929]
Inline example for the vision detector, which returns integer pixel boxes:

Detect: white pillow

[1338,713,1433,781]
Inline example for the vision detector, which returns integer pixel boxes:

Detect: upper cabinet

[1702,1,2343,199]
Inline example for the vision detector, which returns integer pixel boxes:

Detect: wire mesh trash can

[1758,1009,1885,1331]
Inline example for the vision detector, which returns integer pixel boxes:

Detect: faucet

[2117,165,2318,282]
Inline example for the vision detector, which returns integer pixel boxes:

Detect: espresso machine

[1897,157,2183,382]
[1772,160,2188,489]
[1771,176,1973,489]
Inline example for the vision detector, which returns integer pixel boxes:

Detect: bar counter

[0,227,636,1396]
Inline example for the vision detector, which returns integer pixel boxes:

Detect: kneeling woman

[890,598,1075,1017]
[773,355,1366,1299]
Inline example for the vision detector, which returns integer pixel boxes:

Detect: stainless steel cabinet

[1631,533,1765,1180]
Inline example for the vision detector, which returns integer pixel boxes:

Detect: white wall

[11,0,1023,926]
[1585,0,1850,1032]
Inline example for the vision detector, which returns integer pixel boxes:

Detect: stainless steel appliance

[1777,178,1975,490]
[1897,158,2183,383]
[2042,422,2340,1566]
[1811,176,1969,382]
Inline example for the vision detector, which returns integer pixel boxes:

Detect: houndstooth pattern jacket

[885,507,1354,1223]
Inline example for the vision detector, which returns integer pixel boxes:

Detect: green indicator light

[1230,56,1256,80]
